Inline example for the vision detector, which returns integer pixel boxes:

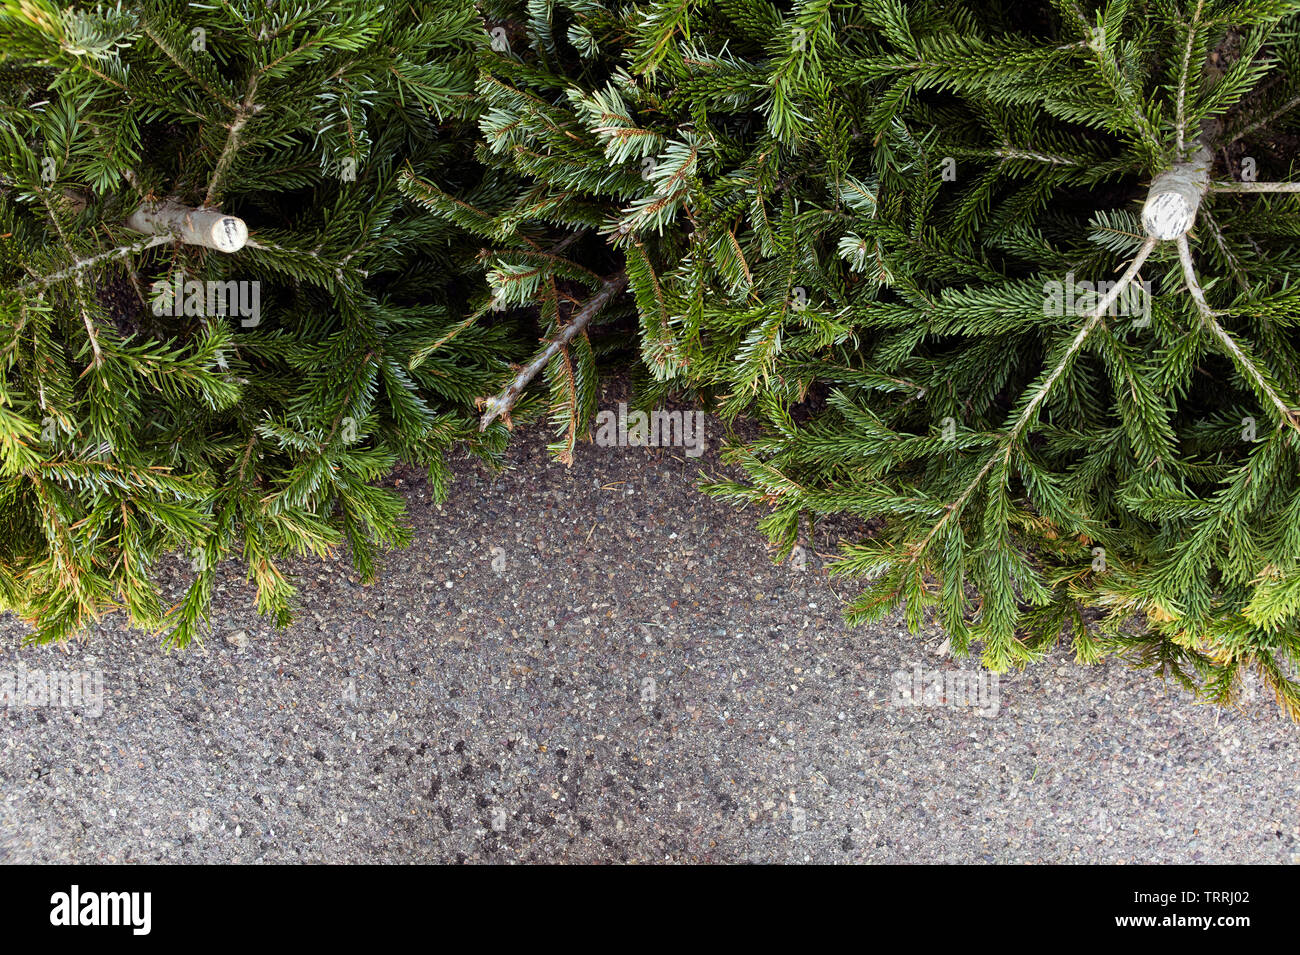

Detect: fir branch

[1209,180,1300,192]
[204,72,261,207]
[478,271,628,431]
[18,235,172,291]
[1175,233,1300,434]
[1174,0,1206,159]
[911,237,1159,558]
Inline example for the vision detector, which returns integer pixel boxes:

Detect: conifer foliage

[0,0,516,645]
[666,0,1300,716]
[5,0,1300,718]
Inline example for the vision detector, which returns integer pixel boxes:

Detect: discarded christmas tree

[0,0,520,645]
[5,0,1300,719]
[656,0,1300,716]
[336,0,1300,716]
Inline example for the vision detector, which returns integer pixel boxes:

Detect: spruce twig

[1175,234,1300,433]
[1209,181,1300,193]
[910,237,1160,558]
[477,271,628,431]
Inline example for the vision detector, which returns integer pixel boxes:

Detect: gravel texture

[2,391,1297,864]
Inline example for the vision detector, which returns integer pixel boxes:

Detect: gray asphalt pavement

[2,390,1297,863]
